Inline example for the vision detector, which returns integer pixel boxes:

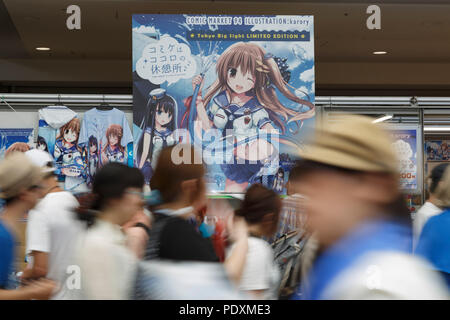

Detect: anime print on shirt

[37,106,86,182]
[78,108,133,187]
[132,14,316,193]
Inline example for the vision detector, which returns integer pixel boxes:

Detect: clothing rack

[2,93,450,110]
[0,94,133,111]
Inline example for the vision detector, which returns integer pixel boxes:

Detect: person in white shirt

[413,163,448,248]
[229,184,282,300]
[22,149,83,300]
[74,162,144,300]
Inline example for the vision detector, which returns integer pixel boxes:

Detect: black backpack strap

[143,214,174,260]
[134,222,151,237]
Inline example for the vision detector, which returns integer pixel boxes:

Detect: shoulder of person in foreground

[76,232,138,300]
[31,191,79,217]
[321,251,449,300]
[415,211,450,256]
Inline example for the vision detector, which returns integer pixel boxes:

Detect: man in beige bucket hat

[0,152,56,299]
[290,115,449,300]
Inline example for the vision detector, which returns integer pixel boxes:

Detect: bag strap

[134,222,151,237]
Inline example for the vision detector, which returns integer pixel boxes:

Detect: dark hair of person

[430,163,449,194]
[76,162,144,227]
[150,144,205,205]
[235,183,282,225]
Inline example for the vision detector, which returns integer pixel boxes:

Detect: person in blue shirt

[416,165,450,289]
[0,152,56,299]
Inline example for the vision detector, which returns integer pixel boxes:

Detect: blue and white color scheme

[133,14,315,193]
[0,128,34,159]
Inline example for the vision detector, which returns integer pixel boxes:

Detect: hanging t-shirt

[78,108,133,186]
[38,106,87,192]
[0,220,15,289]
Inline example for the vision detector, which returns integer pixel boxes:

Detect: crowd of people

[1,114,450,300]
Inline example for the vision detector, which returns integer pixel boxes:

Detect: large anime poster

[132,14,315,193]
[0,128,34,159]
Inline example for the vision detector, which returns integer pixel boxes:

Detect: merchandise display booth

[2,94,449,207]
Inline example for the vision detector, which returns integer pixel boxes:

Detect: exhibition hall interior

[2,0,450,305]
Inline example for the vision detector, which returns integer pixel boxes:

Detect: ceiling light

[372,114,393,123]
[424,126,450,132]
[36,47,50,51]
[373,51,387,55]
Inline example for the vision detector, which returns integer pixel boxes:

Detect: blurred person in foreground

[21,149,84,299]
[4,142,31,158]
[0,152,56,299]
[416,165,450,289]
[413,163,448,248]
[291,115,448,300]
[74,163,145,299]
[230,184,282,300]
[134,144,248,299]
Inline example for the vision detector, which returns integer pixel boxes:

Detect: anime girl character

[54,118,83,176]
[36,136,49,153]
[184,42,315,192]
[88,135,99,183]
[272,167,285,193]
[102,124,125,164]
[427,146,436,161]
[136,88,177,185]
